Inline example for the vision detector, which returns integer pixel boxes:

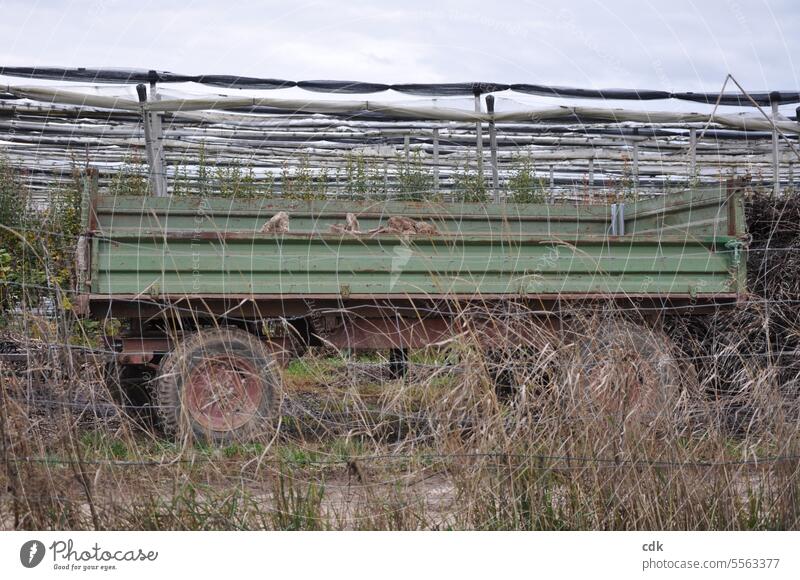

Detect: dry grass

[2,302,800,531]
[1,189,800,530]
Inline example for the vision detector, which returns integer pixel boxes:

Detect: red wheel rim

[184,355,264,432]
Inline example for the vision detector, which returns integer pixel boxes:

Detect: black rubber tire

[103,361,158,427]
[155,328,278,443]
[482,328,562,403]
[571,318,689,425]
[388,348,409,379]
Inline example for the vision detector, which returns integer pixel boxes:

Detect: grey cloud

[0,0,796,110]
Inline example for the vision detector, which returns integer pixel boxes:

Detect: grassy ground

[2,319,800,531]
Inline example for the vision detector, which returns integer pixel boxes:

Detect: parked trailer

[75,174,748,441]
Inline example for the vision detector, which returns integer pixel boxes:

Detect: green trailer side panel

[91,235,740,297]
[90,184,739,238]
[85,186,747,301]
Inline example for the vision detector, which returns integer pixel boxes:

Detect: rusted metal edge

[89,231,737,244]
[84,291,742,302]
[82,293,743,320]
[92,197,613,221]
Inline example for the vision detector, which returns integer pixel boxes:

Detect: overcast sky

[0,0,797,111]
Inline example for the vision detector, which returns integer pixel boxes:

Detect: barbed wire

[7,450,800,469]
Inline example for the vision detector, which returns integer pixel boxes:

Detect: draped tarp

[510,84,671,100]
[2,86,142,110]
[672,91,800,107]
[297,80,391,94]
[3,66,799,106]
[390,82,510,96]
[0,66,195,84]
[5,84,800,134]
[194,75,295,90]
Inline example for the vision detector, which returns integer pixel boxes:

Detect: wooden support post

[689,127,697,180]
[136,84,157,196]
[771,95,780,197]
[149,78,167,197]
[588,157,595,190]
[432,128,440,195]
[137,76,167,197]
[79,168,97,229]
[485,95,500,202]
[76,168,98,291]
[549,165,555,204]
[474,91,483,178]
[404,134,410,164]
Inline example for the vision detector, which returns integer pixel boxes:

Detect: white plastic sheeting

[4,84,800,134]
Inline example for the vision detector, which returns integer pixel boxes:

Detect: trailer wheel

[156,328,277,443]
[104,361,157,426]
[572,318,687,425]
[388,348,409,379]
[481,327,562,404]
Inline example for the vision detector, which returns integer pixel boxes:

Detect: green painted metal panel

[90,184,739,238]
[85,187,747,300]
[93,197,613,237]
[625,186,746,237]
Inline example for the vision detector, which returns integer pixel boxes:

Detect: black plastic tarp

[297,80,390,94]
[0,66,195,84]
[672,91,800,106]
[510,84,671,100]
[195,75,295,90]
[2,66,799,106]
[390,82,510,96]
